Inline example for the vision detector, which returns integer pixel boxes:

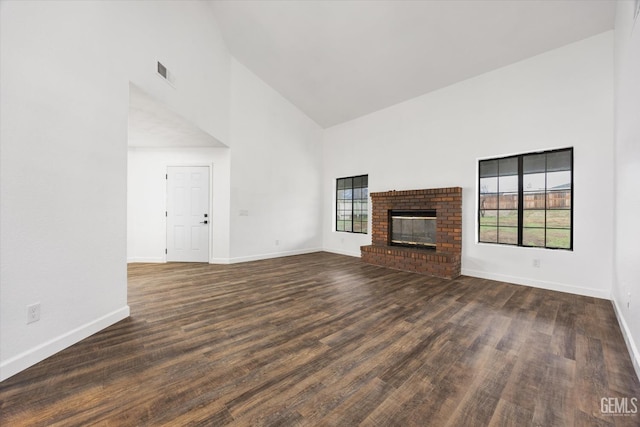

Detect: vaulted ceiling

[128,84,225,148]
[211,0,616,128]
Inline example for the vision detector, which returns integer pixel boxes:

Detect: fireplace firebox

[390,210,436,249]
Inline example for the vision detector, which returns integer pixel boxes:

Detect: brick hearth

[361,187,462,279]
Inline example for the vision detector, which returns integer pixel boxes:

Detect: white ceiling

[128,84,226,148]
[211,0,616,128]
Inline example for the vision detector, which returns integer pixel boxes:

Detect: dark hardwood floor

[1,252,638,426]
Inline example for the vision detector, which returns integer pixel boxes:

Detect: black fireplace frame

[388,210,437,250]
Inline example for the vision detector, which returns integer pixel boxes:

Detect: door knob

[200,220,208,224]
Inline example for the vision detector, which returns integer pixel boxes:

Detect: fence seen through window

[336,175,368,234]
[479,148,573,250]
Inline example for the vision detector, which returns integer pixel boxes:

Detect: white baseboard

[213,247,323,265]
[0,306,130,382]
[127,257,165,263]
[322,248,362,258]
[461,268,610,299]
[611,297,640,382]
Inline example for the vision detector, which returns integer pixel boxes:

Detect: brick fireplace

[361,187,462,279]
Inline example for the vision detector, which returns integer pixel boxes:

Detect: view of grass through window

[336,175,368,234]
[479,148,572,250]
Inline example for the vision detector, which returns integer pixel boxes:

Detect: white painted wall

[127,61,324,265]
[0,0,624,383]
[613,0,640,378]
[120,1,231,145]
[127,148,231,263]
[323,32,615,299]
[0,1,231,380]
[228,59,323,262]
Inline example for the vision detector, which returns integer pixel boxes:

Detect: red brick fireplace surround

[361,187,462,279]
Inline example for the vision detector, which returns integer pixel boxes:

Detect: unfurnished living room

[1,1,639,426]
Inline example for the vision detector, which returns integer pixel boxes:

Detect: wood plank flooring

[1,252,639,426]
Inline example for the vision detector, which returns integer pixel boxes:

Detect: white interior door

[166,166,210,262]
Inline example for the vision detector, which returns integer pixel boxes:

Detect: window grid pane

[498,226,518,244]
[523,228,545,247]
[480,226,498,243]
[478,156,520,244]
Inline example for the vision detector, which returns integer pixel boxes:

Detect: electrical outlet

[27,303,40,324]
[532,259,541,268]
[275,239,280,246]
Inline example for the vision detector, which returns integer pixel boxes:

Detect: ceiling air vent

[157,61,168,79]
[156,61,175,87]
